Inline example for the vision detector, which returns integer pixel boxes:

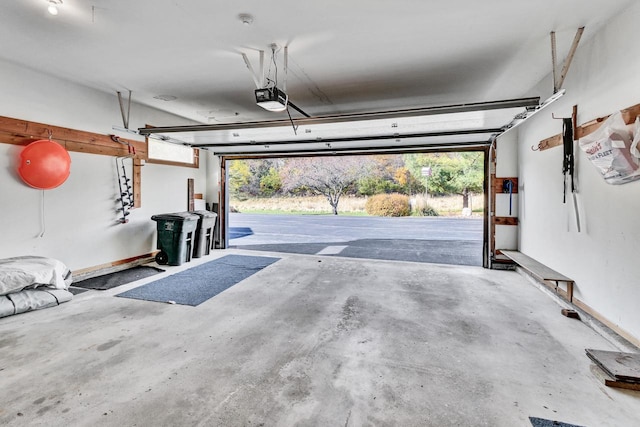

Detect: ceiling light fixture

[47,0,62,16]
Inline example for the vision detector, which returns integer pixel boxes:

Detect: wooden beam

[133,159,143,208]
[483,147,490,268]
[493,216,518,226]
[576,103,640,138]
[187,178,195,211]
[551,31,558,93]
[590,365,640,391]
[219,159,227,249]
[536,133,563,151]
[71,252,156,277]
[536,102,640,151]
[557,27,585,91]
[0,115,147,159]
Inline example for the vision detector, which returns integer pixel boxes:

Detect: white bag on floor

[0,256,72,296]
[7,289,58,315]
[579,111,640,185]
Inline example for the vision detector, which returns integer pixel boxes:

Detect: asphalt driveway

[229,213,484,266]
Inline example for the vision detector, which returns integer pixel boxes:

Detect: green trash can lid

[151,212,199,221]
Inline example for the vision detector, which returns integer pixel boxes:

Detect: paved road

[229,213,484,266]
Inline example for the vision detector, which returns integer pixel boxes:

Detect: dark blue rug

[116,255,279,306]
[74,265,165,290]
[529,417,585,427]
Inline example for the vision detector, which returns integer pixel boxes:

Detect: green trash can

[151,212,199,266]
[190,210,218,258]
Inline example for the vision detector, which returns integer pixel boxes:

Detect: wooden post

[219,159,227,249]
[187,178,194,211]
[133,159,143,208]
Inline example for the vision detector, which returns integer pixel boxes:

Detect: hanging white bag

[578,111,640,184]
[630,116,640,160]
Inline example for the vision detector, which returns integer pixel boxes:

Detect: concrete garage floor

[1,251,639,426]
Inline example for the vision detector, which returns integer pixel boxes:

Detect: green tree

[404,152,484,208]
[357,176,399,196]
[228,160,251,198]
[228,159,283,198]
[260,167,282,196]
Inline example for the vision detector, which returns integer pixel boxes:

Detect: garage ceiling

[2,0,634,154]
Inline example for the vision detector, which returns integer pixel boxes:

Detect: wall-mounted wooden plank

[0,115,147,159]
[576,103,640,139]
[493,216,518,226]
[537,102,640,151]
[72,252,156,276]
[0,130,136,158]
[65,140,130,157]
[536,134,563,151]
[1,115,149,207]
[0,133,32,146]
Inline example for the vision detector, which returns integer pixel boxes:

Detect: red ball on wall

[18,140,71,189]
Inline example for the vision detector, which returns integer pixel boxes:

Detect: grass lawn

[236,209,370,216]
[231,194,484,217]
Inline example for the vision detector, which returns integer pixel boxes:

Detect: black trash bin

[151,212,199,266]
[190,210,218,258]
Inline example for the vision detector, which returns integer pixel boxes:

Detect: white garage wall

[517,2,640,342]
[494,130,519,250]
[0,58,215,271]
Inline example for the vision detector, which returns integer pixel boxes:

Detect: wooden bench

[499,250,575,302]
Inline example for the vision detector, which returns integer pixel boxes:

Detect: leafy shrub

[358,176,399,196]
[365,193,411,217]
[419,205,439,216]
[410,195,439,216]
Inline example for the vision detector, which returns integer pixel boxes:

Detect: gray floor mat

[116,255,279,306]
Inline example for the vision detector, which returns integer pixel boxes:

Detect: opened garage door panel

[138,95,561,156]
